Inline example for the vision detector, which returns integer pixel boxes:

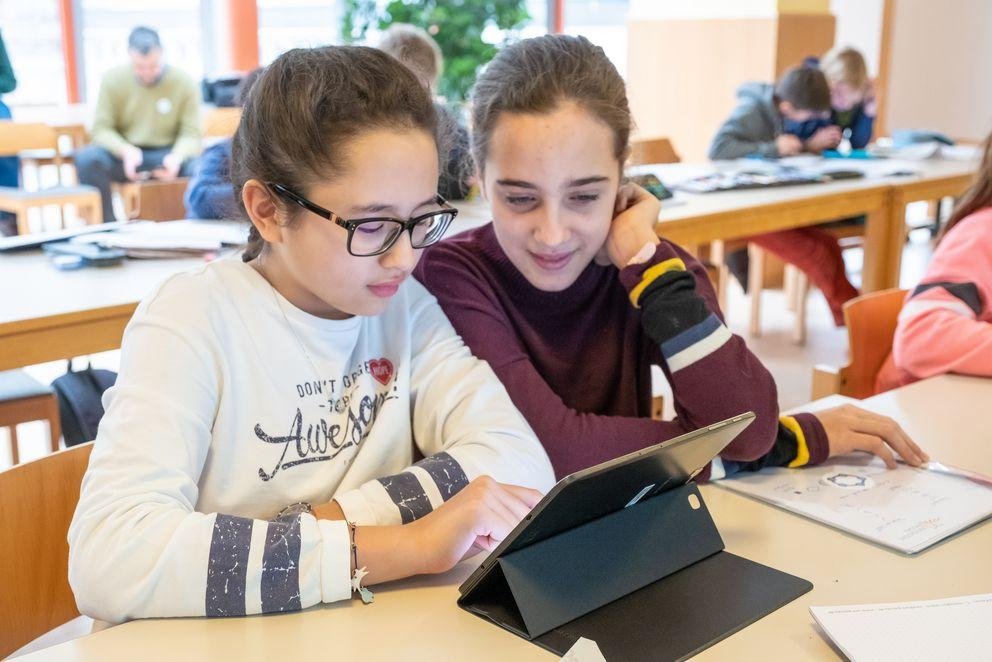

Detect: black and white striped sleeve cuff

[335,451,471,526]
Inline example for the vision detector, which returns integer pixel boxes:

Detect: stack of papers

[71,220,247,258]
[718,454,992,553]
[811,594,992,662]
[870,142,981,161]
[672,168,826,193]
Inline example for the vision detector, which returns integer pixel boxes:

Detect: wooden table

[644,159,977,292]
[17,374,991,661]
[0,212,492,372]
[0,160,975,372]
[0,250,210,371]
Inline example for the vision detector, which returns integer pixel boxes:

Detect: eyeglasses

[268,183,458,257]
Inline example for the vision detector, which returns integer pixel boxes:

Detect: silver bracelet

[347,520,374,605]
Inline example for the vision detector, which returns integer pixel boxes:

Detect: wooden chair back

[202,107,242,139]
[0,442,93,658]
[629,137,681,165]
[812,288,908,399]
[118,178,191,221]
[0,122,60,158]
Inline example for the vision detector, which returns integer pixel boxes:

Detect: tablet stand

[459,483,812,660]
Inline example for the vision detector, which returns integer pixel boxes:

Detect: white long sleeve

[68,258,553,623]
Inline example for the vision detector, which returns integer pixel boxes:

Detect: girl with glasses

[69,45,554,623]
[416,34,926,483]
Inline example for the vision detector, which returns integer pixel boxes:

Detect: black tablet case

[458,482,812,661]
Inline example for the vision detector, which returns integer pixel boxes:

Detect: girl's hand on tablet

[411,476,543,574]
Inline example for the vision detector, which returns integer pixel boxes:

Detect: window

[258,0,342,65]
[563,0,630,77]
[0,0,67,106]
[79,0,204,103]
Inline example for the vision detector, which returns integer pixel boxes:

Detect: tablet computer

[459,411,755,596]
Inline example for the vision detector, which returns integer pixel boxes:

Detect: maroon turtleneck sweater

[414,223,827,479]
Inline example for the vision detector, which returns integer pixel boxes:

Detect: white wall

[830,0,883,75]
[885,0,992,141]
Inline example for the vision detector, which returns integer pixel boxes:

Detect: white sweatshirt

[68,257,555,623]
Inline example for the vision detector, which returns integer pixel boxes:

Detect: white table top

[19,374,992,661]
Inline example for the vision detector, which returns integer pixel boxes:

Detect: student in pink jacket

[877,130,992,391]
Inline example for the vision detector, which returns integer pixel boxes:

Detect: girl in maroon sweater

[415,35,925,480]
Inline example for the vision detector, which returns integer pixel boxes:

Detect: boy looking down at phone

[76,26,201,222]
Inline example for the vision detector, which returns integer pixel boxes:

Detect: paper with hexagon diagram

[718,453,992,554]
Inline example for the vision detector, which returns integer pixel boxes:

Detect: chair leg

[709,240,729,313]
[8,425,20,465]
[748,244,765,337]
[46,396,62,452]
[15,206,30,235]
[792,271,810,345]
[784,265,797,311]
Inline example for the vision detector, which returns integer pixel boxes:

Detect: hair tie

[803,56,821,68]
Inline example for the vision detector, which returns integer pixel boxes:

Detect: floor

[0,205,938,469]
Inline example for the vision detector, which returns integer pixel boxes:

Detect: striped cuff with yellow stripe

[781,415,810,468]
[628,257,686,308]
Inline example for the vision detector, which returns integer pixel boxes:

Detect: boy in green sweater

[76,26,201,221]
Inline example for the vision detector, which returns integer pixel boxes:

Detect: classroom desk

[0,250,210,371]
[644,159,977,292]
[17,374,991,661]
[0,159,975,372]
[0,211,492,372]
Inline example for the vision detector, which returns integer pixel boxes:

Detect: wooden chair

[19,127,87,187]
[0,441,93,658]
[0,122,102,233]
[0,370,61,466]
[202,106,242,139]
[811,288,907,400]
[114,177,190,221]
[749,222,865,345]
[629,137,680,166]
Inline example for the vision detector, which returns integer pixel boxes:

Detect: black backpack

[51,361,117,446]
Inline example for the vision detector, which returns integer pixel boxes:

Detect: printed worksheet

[718,454,992,553]
[810,594,992,661]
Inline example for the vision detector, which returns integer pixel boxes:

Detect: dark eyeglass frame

[267,182,458,257]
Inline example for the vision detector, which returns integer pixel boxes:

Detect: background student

[708,61,858,324]
[416,34,926,481]
[184,68,263,220]
[708,61,840,159]
[822,46,877,150]
[69,45,554,625]
[877,128,992,391]
[75,26,201,222]
[376,23,473,200]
